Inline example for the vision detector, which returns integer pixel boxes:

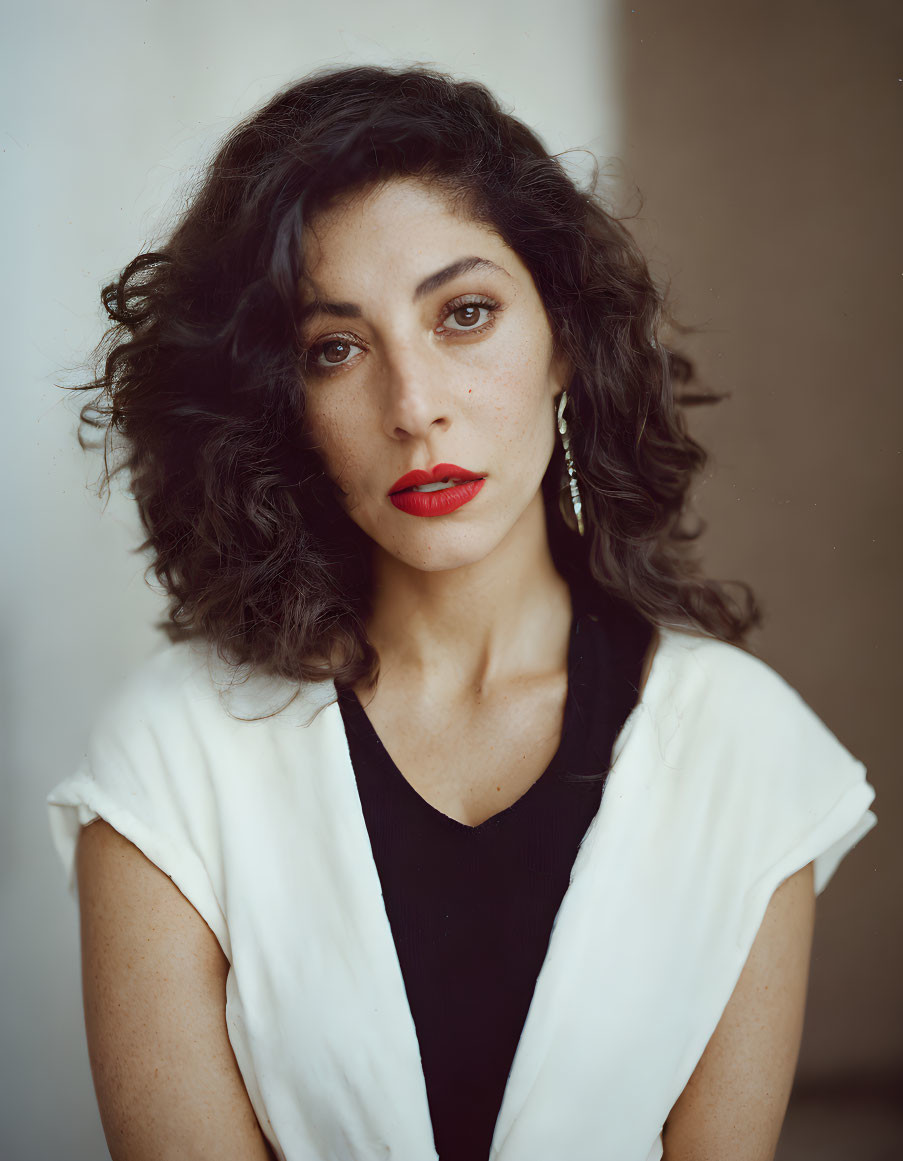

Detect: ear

[549,344,573,399]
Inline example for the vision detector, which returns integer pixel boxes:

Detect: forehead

[301,177,526,295]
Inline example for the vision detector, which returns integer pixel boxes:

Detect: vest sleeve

[667,634,878,950]
[735,652,876,941]
[45,643,231,959]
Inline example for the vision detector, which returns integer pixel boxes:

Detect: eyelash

[302,294,503,375]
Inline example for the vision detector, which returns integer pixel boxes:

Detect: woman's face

[299,177,570,574]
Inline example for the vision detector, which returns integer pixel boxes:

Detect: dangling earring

[557,389,585,536]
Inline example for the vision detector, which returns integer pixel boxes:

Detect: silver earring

[557,390,585,536]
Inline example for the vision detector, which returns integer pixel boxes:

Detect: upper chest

[352,670,569,827]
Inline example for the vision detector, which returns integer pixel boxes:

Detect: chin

[376,521,508,575]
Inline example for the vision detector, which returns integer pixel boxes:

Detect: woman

[47,66,876,1161]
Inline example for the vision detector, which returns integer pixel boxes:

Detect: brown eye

[440,299,498,333]
[306,336,365,371]
[321,340,352,364]
[452,304,482,327]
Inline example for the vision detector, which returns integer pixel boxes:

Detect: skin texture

[663,862,816,1160]
[76,820,275,1161]
[301,178,572,578]
[76,176,815,1156]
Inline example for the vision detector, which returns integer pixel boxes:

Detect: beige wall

[617,0,901,1087]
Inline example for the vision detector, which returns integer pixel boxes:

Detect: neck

[363,491,573,695]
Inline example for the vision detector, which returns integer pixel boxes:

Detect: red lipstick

[388,462,486,517]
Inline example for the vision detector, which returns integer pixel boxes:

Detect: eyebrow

[299,255,509,321]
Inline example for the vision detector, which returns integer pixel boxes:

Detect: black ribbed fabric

[337,596,652,1161]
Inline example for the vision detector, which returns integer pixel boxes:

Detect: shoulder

[650,626,841,746]
[650,624,860,767]
[655,626,799,702]
[88,638,335,743]
[91,639,216,728]
[52,640,339,867]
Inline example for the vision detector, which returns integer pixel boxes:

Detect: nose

[379,343,451,442]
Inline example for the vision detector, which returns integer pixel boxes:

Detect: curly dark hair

[72,63,759,690]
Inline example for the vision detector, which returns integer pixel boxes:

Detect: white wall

[0,2,619,1157]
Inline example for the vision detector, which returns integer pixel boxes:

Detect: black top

[337,596,652,1161]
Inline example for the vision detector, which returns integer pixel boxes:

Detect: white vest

[47,627,876,1161]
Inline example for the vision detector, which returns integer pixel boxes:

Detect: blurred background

[2,1,899,1158]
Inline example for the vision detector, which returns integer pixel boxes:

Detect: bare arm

[76,819,276,1161]
[662,861,816,1161]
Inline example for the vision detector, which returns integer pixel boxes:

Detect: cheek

[479,336,557,453]
[304,397,364,490]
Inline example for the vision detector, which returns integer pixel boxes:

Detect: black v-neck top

[337,596,652,1161]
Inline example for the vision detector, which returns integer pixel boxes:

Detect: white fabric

[46,627,876,1161]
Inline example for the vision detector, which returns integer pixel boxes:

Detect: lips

[388,463,485,495]
[388,462,486,518]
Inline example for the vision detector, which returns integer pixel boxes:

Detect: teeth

[411,479,462,493]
